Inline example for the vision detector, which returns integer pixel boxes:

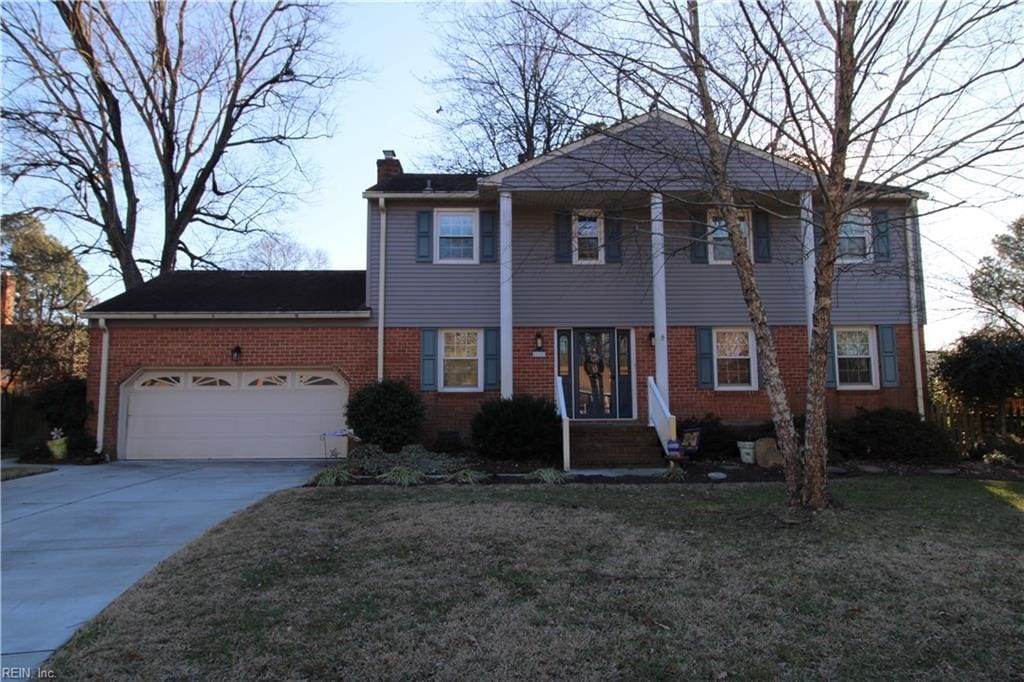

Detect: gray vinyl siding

[368,196,920,329]
[499,119,816,193]
[830,203,917,325]
[512,206,654,326]
[663,206,808,325]
[370,201,499,327]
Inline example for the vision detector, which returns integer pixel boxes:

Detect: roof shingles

[87,270,368,314]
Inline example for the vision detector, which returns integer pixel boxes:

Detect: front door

[559,328,633,419]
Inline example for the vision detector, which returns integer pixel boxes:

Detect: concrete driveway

[1,460,323,672]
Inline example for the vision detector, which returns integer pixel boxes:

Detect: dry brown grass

[46,477,1023,680]
[1,465,55,481]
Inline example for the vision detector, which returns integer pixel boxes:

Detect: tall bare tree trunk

[685,0,803,504]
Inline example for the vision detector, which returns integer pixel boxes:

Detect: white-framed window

[439,328,482,391]
[713,328,757,390]
[573,209,604,264]
[190,373,235,388]
[244,373,290,388]
[434,209,479,264]
[833,327,879,389]
[707,209,753,264]
[838,210,872,262]
[137,374,183,389]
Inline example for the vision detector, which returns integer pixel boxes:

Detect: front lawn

[47,478,1023,679]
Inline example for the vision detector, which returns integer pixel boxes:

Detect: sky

[7,2,1021,350]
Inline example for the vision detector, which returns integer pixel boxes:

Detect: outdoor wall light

[534,332,544,350]
[230,346,243,362]
[649,332,656,347]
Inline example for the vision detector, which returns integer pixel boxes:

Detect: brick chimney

[1,270,14,326]
[376,149,403,185]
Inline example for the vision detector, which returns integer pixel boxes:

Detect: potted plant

[46,427,68,460]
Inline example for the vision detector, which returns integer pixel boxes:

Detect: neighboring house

[84,111,928,466]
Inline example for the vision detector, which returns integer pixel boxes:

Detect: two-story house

[84,111,927,465]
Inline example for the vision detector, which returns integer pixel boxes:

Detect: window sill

[835,384,880,391]
[438,386,484,393]
[714,385,759,392]
[432,260,479,265]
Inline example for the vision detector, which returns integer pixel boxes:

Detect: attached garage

[121,369,349,460]
[84,270,377,461]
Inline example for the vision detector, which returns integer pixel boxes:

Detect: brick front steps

[569,421,666,468]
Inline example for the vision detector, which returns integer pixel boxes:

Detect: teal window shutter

[878,325,899,387]
[483,328,499,390]
[420,328,438,391]
[690,218,708,264]
[825,330,837,388]
[416,211,433,262]
[554,212,572,262]
[872,209,891,262]
[753,210,771,263]
[480,211,497,262]
[697,327,714,388]
[605,211,623,263]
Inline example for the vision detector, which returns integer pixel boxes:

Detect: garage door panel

[124,369,348,460]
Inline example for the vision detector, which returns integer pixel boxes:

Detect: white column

[650,193,669,396]
[800,190,816,345]
[499,191,514,398]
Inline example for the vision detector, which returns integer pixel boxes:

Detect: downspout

[905,201,926,418]
[377,197,387,381]
[95,318,110,454]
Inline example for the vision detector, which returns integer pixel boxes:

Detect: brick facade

[87,324,377,457]
[88,322,924,457]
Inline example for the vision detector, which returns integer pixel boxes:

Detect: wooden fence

[930,398,1024,454]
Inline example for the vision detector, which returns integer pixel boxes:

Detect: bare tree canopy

[427,2,606,172]
[230,233,331,271]
[519,0,1024,507]
[2,1,359,289]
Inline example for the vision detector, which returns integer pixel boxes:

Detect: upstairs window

[435,209,478,263]
[838,211,872,262]
[573,210,604,264]
[713,328,757,390]
[707,209,752,264]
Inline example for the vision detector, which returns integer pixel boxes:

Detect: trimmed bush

[471,394,561,463]
[12,378,96,461]
[345,380,424,453]
[677,414,737,461]
[831,408,959,463]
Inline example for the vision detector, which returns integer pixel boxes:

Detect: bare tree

[2,1,358,289]
[521,0,1024,507]
[230,233,330,271]
[427,2,606,172]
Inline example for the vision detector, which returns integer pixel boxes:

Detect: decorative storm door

[558,329,633,419]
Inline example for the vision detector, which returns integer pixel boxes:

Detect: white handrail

[555,377,571,472]
[647,376,677,457]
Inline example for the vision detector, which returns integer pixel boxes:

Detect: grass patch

[44,477,1024,680]
[347,443,466,475]
[376,465,425,487]
[447,469,489,485]
[527,467,568,484]
[1,465,56,481]
[308,464,355,487]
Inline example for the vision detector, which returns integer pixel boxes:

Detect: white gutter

[906,200,926,418]
[95,318,110,455]
[361,191,479,200]
[377,197,387,381]
[81,310,371,320]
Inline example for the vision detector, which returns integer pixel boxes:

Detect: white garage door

[123,369,348,460]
